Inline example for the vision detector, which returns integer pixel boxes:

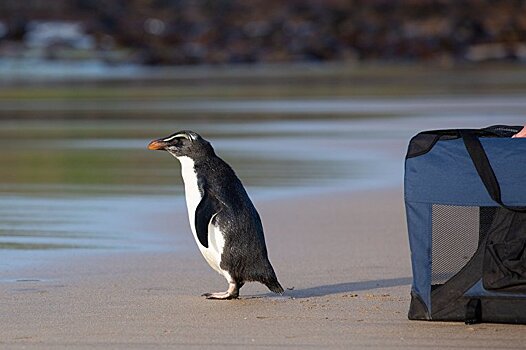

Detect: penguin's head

[148,130,214,159]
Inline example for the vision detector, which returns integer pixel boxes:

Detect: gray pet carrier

[405,125,526,324]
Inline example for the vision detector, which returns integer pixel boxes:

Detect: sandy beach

[2,187,526,349]
[2,57,526,350]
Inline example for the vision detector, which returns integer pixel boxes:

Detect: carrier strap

[465,298,482,325]
[461,130,526,213]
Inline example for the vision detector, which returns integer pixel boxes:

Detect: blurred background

[2,0,526,67]
[1,0,526,264]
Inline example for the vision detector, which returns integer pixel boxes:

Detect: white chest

[175,155,226,275]
[177,156,202,233]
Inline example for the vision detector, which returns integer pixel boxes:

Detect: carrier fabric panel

[404,137,526,316]
[405,201,432,309]
[406,138,526,206]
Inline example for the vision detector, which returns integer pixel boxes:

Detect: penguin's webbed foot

[201,291,238,300]
[202,281,242,300]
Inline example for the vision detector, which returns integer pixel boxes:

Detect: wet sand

[1,188,525,349]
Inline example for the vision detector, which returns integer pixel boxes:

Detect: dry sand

[1,188,526,349]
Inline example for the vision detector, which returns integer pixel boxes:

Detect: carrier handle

[461,130,526,212]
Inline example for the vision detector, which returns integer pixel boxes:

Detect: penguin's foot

[202,282,241,300]
[202,291,238,300]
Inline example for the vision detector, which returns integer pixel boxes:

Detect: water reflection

[0,119,388,196]
[1,117,393,261]
[2,114,523,261]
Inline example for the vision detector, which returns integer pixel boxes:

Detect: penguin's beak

[148,139,169,150]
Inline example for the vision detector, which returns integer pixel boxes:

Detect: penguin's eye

[168,138,183,147]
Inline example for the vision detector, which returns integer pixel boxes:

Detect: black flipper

[195,188,222,248]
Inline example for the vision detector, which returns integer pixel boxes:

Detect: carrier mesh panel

[431,205,480,285]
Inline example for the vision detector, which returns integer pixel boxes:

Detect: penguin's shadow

[278,276,412,299]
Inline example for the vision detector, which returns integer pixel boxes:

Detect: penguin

[148,130,284,299]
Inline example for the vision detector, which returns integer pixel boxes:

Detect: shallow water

[1,79,525,269]
[0,116,406,267]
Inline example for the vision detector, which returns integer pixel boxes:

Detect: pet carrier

[405,125,526,324]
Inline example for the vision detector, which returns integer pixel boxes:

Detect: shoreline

[2,186,526,349]
[1,183,400,278]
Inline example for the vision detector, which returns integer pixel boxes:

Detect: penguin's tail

[264,277,284,295]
